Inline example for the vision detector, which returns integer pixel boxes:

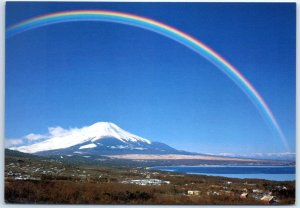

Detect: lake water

[149,166,296,181]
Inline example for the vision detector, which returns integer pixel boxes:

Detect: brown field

[106,154,256,161]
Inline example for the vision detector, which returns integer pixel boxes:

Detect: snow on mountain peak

[88,122,151,144]
[10,122,151,153]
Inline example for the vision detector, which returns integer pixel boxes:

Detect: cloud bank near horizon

[5,126,76,148]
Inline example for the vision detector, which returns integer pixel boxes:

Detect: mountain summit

[10,122,184,156]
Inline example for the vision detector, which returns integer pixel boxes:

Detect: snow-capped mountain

[10,122,185,156]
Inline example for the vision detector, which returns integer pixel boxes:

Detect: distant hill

[216,152,296,162]
[5,149,43,159]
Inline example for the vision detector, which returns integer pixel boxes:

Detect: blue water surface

[149,166,295,181]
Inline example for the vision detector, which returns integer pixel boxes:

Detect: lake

[148,166,296,181]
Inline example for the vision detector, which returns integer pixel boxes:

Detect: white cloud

[5,139,24,148]
[7,126,69,148]
[22,126,70,142]
[48,126,66,136]
[4,126,69,148]
[25,133,46,141]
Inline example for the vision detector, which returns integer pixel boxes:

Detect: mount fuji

[10,122,190,156]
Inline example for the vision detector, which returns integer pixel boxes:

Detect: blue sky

[5,2,295,154]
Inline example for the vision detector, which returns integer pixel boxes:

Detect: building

[187,190,200,196]
[252,189,263,193]
[261,195,276,204]
[124,179,170,186]
[240,192,248,199]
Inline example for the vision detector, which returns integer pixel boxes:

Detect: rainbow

[6,10,289,150]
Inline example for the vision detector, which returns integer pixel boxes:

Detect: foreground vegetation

[5,150,295,205]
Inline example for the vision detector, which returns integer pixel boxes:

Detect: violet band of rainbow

[6,10,289,150]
